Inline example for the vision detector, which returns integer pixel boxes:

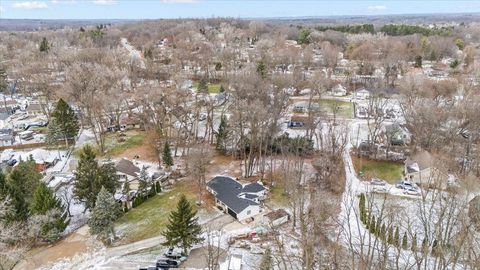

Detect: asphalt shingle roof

[207,176,265,214]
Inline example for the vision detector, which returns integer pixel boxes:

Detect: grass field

[319,99,353,118]
[352,155,404,183]
[73,132,146,158]
[114,182,197,244]
[193,82,222,93]
[106,133,145,156]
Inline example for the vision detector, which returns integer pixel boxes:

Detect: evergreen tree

[259,247,273,270]
[256,60,267,78]
[219,85,225,93]
[369,215,376,234]
[0,171,6,197]
[88,187,121,244]
[455,38,465,50]
[298,29,311,44]
[74,145,120,211]
[197,77,208,94]
[387,226,394,245]
[149,183,156,197]
[155,181,162,193]
[414,55,422,68]
[122,181,130,199]
[0,68,7,96]
[411,233,417,252]
[162,195,203,255]
[381,224,387,241]
[394,227,400,247]
[162,141,173,167]
[48,98,79,147]
[359,193,366,223]
[431,239,439,257]
[39,37,50,52]
[31,183,69,241]
[138,166,149,194]
[5,160,42,221]
[421,237,429,256]
[216,115,228,153]
[402,232,408,249]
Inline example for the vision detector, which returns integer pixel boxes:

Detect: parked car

[164,248,182,260]
[6,158,17,166]
[156,259,180,268]
[370,178,386,186]
[404,189,420,196]
[396,180,418,192]
[288,121,305,128]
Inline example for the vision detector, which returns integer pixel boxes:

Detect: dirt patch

[181,246,228,269]
[14,226,95,270]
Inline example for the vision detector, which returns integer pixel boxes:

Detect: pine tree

[122,181,130,199]
[31,182,69,241]
[411,233,417,252]
[219,85,225,93]
[138,166,149,194]
[381,224,386,241]
[162,195,203,255]
[259,247,273,270]
[431,239,439,257]
[162,141,173,167]
[74,145,120,210]
[216,115,228,153]
[256,60,267,78]
[394,227,400,247]
[414,55,422,68]
[387,226,394,245]
[149,183,156,197]
[155,181,162,193]
[421,237,429,256]
[369,215,376,234]
[88,187,121,244]
[402,232,408,249]
[48,98,79,147]
[5,160,42,222]
[39,37,50,52]
[197,77,208,94]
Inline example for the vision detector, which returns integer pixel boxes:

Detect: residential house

[207,176,266,221]
[354,88,371,100]
[404,150,447,188]
[385,124,411,146]
[19,149,59,171]
[330,84,348,97]
[0,129,14,146]
[25,103,44,116]
[116,158,141,182]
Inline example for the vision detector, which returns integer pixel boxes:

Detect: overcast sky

[1,1,480,20]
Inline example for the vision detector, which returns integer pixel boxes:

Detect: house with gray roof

[207,176,266,221]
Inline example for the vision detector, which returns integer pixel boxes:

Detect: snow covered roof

[20,149,58,164]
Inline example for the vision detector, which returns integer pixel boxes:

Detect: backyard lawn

[352,155,404,183]
[114,182,197,244]
[106,133,145,156]
[193,82,222,93]
[319,99,353,118]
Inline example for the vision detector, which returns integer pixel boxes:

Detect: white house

[354,88,371,100]
[330,84,347,97]
[207,176,266,221]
